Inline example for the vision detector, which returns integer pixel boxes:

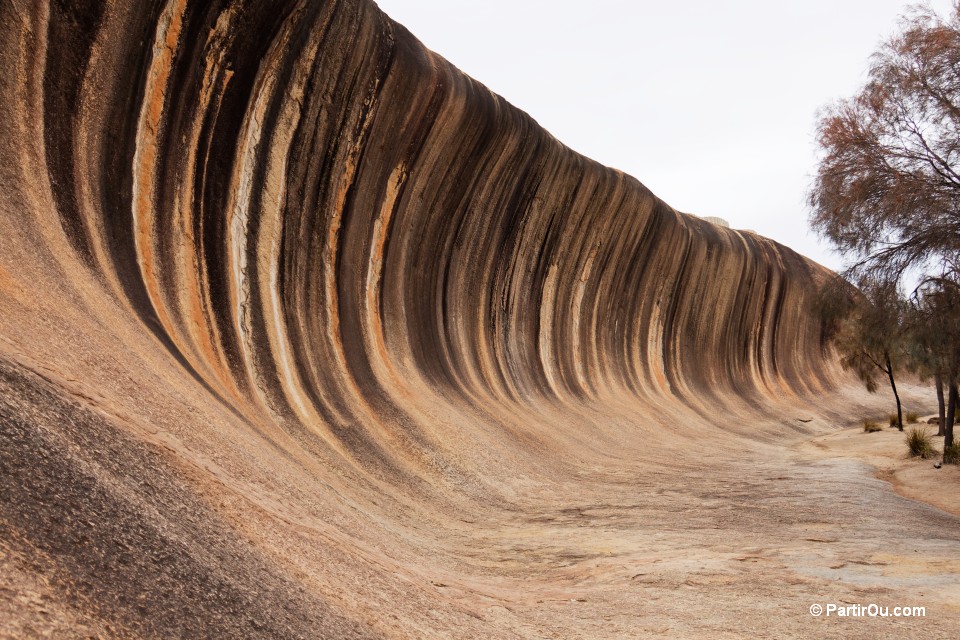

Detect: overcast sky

[374,0,954,271]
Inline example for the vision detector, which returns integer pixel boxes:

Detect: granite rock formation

[0,1,869,637]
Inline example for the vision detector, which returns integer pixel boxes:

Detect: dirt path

[432,423,960,639]
[798,418,960,518]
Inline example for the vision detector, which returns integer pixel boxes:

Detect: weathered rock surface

[2,1,957,638]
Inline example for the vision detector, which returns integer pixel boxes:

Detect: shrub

[944,441,960,465]
[905,411,919,424]
[905,427,936,459]
[863,421,882,433]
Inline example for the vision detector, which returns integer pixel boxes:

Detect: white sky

[374,0,955,271]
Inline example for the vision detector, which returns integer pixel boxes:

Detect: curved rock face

[0,1,843,637]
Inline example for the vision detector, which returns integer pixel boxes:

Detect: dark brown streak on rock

[42,0,107,266]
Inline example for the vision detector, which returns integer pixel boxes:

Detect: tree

[907,282,960,447]
[817,278,907,431]
[809,3,960,290]
[809,3,960,456]
[904,284,959,436]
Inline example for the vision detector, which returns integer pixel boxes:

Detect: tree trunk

[936,372,946,437]
[885,351,903,431]
[945,381,957,455]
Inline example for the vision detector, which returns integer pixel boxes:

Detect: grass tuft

[863,421,883,433]
[889,413,899,427]
[905,411,919,424]
[905,427,936,459]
